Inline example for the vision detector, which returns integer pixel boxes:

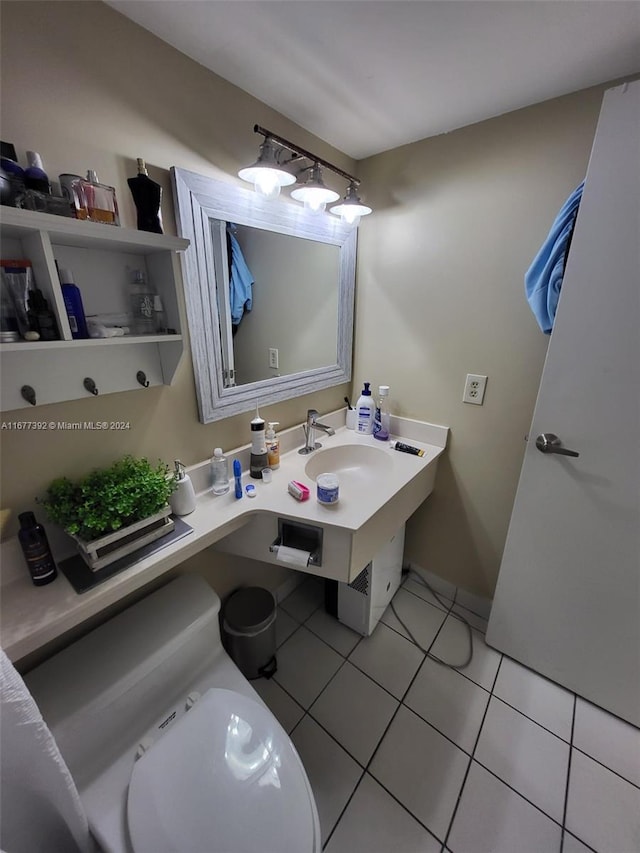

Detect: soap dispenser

[266,422,280,469]
[170,460,196,516]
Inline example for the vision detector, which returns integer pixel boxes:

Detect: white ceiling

[107,0,640,159]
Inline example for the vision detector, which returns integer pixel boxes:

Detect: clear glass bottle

[373,384,390,441]
[129,269,156,335]
[211,447,230,495]
[82,170,120,225]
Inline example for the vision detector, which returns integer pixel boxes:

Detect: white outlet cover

[463,373,487,405]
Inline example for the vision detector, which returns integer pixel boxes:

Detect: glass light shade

[291,164,339,213]
[330,183,372,224]
[238,139,296,199]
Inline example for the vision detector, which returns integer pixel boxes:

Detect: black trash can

[222,586,277,679]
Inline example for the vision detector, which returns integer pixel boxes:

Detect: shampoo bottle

[356,381,375,435]
[59,267,88,339]
[169,460,196,516]
[211,447,230,495]
[250,404,269,478]
[373,385,391,441]
[266,422,280,469]
[18,511,57,586]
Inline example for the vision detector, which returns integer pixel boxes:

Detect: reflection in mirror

[216,223,340,387]
[171,167,356,423]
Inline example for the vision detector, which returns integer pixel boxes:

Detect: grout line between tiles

[473,757,566,828]
[490,693,573,744]
[560,695,577,853]
[562,829,599,853]
[570,744,640,791]
[442,653,503,850]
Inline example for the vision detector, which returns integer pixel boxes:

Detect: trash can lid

[223,587,276,633]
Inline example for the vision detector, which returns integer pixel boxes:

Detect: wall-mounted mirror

[171,167,356,423]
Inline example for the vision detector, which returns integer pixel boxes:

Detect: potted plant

[41,456,177,570]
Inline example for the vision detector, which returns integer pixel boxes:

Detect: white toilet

[24,574,321,853]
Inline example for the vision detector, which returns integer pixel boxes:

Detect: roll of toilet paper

[272,545,311,567]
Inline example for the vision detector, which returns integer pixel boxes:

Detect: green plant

[40,456,176,541]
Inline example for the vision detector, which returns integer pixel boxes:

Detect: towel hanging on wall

[0,649,93,852]
[525,180,584,334]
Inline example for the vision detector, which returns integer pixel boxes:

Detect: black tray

[59,516,193,594]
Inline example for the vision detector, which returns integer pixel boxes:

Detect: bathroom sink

[304,443,393,487]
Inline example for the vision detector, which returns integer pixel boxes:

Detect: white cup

[346,409,357,430]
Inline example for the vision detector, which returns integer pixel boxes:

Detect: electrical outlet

[268,347,279,369]
[463,373,487,405]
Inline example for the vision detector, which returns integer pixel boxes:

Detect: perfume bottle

[82,170,120,225]
[129,269,156,335]
[59,173,89,220]
[127,158,163,234]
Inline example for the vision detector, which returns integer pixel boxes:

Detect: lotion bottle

[169,460,196,516]
[356,381,375,435]
[266,422,280,469]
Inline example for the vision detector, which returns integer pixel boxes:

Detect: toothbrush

[344,396,352,409]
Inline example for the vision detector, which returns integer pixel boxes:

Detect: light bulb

[254,169,282,200]
[342,208,361,226]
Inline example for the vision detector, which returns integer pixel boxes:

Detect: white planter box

[73,506,174,571]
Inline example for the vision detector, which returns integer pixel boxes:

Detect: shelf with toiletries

[0,207,189,410]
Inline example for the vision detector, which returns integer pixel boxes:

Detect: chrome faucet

[299,409,335,455]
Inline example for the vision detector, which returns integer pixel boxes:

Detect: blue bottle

[59,267,88,339]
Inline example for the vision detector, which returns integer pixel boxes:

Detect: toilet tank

[25,574,222,787]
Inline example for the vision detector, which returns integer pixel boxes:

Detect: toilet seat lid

[127,688,317,853]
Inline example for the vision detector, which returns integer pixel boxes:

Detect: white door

[486,82,640,727]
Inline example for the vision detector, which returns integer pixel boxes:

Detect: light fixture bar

[253,124,360,187]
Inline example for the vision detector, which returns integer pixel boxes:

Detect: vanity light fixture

[238,125,372,223]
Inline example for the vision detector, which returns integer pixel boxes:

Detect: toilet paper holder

[270,518,323,567]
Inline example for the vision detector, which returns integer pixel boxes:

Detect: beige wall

[355,85,609,596]
[0,1,353,531]
[0,1,624,606]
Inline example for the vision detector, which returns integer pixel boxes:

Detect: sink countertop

[0,410,447,663]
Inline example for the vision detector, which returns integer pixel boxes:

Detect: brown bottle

[18,512,58,586]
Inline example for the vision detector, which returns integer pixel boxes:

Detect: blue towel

[525,181,584,334]
[228,231,254,326]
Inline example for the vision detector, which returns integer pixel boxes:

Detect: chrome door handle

[535,433,580,457]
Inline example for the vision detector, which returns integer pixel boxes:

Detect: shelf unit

[0,208,189,410]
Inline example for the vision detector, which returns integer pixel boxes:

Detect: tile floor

[253,574,640,853]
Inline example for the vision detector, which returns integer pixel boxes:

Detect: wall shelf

[0,208,189,410]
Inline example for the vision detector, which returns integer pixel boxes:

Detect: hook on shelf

[136,370,150,388]
[83,377,99,396]
[21,385,37,406]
